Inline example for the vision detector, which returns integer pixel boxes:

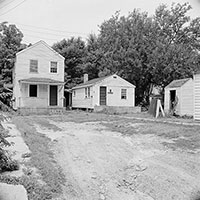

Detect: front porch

[16,78,65,111]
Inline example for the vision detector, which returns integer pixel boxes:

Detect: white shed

[194,71,200,120]
[72,74,136,111]
[164,78,193,116]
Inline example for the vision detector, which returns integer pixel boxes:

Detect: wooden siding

[180,79,193,116]
[194,74,200,120]
[13,41,64,109]
[72,75,135,109]
[95,76,135,107]
[164,78,193,116]
[72,75,135,108]
[72,87,93,108]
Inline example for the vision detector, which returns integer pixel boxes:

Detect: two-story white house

[12,40,65,114]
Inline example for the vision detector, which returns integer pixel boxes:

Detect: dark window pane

[29,85,37,97]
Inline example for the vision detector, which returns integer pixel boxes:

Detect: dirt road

[32,113,200,200]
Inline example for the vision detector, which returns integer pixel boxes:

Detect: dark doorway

[50,85,58,106]
[100,86,107,105]
[170,90,176,109]
[64,90,72,108]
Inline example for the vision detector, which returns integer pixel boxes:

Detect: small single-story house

[12,40,65,114]
[194,71,200,120]
[71,74,137,112]
[164,78,193,116]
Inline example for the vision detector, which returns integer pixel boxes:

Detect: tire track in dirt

[35,120,200,200]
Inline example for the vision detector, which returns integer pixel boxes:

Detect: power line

[0,0,18,10]
[22,27,87,38]
[0,0,27,16]
[15,22,88,36]
[24,34,63,41]
[24,33,86,42]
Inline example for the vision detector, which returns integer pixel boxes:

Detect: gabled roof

[72,74,135,89]
[16,40,64,60]
[19,77,64,85]
[73,75,111,89]
[165,78,191,89]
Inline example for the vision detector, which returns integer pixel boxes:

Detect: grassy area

[102,118,200,151]
[0,116,66,200]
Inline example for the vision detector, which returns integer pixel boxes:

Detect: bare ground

[11,111,200,200]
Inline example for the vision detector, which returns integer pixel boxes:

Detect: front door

[50,85,58,106]
[100,86,107,105]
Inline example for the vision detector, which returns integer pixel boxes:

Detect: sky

[0,0,200,45]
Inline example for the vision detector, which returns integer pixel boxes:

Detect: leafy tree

[97,10,157,104]
[82,34,103,79]
[96,3,200,105]
[0,22,24,83]
[151,3,200,89]
[52,37,86,88]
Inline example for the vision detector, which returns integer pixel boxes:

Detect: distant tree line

[1,3,200,105]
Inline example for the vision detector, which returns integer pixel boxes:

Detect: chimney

[84,73,88,83]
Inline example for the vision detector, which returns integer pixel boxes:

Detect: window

[30,60,38,73]
[50,61,57,73]
[73,90,76,97]
[121,89,127,99]
[29,85,37,97]
[85,87,90,98]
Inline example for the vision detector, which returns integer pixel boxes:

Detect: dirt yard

[9,111,200,200]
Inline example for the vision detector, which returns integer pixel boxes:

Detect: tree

[151,3,200,89]
[95,3,200,105]
[52,37,86,88]
[0,22,23,83]
[82,34,103,80]
[97,10,157,104]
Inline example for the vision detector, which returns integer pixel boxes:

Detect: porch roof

[19,77,65,85]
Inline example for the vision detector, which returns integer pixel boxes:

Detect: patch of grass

[102,118,200,151]
[11,116,66,200]
[0,174,53,200]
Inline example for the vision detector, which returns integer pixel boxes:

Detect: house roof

[72,74,135,89]
[16,40,64,60]
[19,77,65,85]
[73,75,111,89]
[165,78,191,89]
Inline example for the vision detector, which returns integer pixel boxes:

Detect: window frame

[29,59,38,73]
[121,88,127,100]
[29,84,38,97]
[50,61,58,73]
[73,90,76,97]
[85,87,91,98]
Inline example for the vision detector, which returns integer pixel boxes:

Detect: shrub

[0,149,19,172]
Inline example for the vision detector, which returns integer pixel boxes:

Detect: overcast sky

[0,0,200,45]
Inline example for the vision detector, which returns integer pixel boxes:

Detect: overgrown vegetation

[9,116,66,200]
[0,117,19,173]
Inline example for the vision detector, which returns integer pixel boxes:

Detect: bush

[0,149,19,172]
[0,175,54,200]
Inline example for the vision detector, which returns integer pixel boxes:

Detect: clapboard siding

[180,79,194,116]
[72,74,135,109]
[194,73,200,120]
[194,74,200,119]
[13,41,65,109]
[164,78,193,116]
[72,87,93,108]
